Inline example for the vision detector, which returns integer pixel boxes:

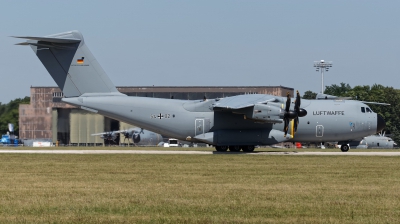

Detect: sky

[1,0,399,104]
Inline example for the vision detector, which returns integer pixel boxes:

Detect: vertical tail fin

[14,30,123,97]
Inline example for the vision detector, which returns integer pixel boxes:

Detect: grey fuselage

[63,95,382,146]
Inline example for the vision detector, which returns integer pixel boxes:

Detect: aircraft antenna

[314,60,333,93]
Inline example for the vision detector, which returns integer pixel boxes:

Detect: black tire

[341,144,349,152]
[242,145,255,152]
[229,145,241,152]
[215,145,228,152]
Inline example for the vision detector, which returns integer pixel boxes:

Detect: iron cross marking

[158,113,164,119]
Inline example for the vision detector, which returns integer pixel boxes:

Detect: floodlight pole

[321,69,324,93]
[314,60,333,93]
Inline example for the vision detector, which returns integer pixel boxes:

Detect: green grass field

[0,153,400,223]
[10,145,400,152]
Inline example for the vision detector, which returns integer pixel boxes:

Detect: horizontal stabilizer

[12,36,81,44]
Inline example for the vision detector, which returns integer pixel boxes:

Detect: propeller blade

[293,91,301,137]
[283,117,289,137]
[294,117,299,133]
[295,90,300,114]
[283,92,291,137]
[285,92,291,112]
[282,90,306,137]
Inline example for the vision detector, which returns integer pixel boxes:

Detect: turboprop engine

[243,90,307,137]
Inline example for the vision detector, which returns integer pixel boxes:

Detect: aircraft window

[361,107,365,113]
[366,107,372,113]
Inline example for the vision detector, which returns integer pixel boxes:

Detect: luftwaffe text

[313,111,345,115]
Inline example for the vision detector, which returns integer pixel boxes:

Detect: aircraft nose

[377,114,386,133]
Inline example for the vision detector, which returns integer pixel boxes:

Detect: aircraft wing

[316,93,351,100]
[91,132,112,136]
[91,130,138,136]
[212,94,283,123]
[361,101,390,106]
[316,93,390,105]
[213,94,278,110]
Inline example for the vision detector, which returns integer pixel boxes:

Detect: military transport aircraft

[14,30,386,152]
[92,127,163,146]
[345,133,397,149]
[92,130,119,143]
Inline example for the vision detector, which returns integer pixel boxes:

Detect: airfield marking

[0,149,400,156]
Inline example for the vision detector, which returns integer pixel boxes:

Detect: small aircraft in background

[92,127,163,146]
[340,132,397,149]
[119,127,163,145]
[91,131,119,143]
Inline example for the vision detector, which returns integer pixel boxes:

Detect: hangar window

[53,92,64,98]
[366,107,373,113]
[361,107,365,113]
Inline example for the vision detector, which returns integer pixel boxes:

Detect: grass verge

[0,154,399,223]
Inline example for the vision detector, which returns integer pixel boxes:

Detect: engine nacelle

[246,104,283,123]
[132,134,141,143]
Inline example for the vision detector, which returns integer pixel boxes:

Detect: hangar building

[19,86,293,145]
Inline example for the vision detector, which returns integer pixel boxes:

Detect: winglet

[12,36,81,43]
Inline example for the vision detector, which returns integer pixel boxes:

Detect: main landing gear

[215,145,255,152]
[340,144,349,152]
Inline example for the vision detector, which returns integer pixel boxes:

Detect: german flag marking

[77,57,84,64]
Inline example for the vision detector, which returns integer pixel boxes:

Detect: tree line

[303,83,400,143]
[0,97,30,136]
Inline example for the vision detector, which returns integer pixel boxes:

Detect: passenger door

[316,125,324,137]
[195,119,204,136]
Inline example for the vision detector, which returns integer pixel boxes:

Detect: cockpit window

[366,107,373,113]
[361,107,365,113]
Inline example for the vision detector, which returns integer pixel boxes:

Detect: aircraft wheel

[242,145,255,152]
[341,144,349,152]
[229,145,241,152]
[215,146,228,152]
